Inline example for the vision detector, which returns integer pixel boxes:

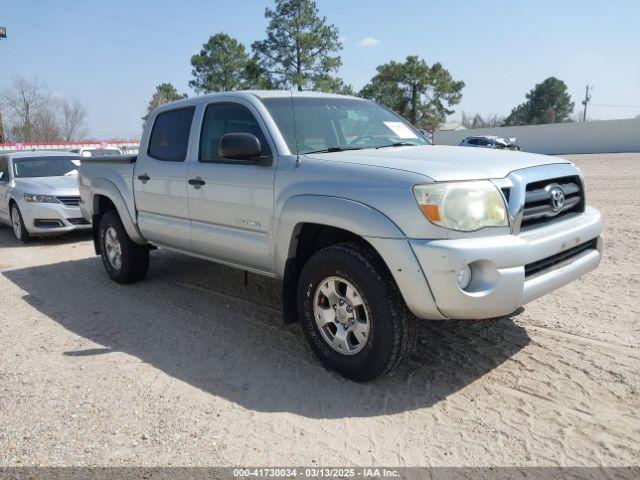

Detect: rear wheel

[98,210,149,283]
[10,204,30,242]
[297,242,416,381]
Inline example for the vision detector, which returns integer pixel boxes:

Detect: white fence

[0,140,140,154]
[433,118,640,155]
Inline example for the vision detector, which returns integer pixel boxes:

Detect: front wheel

[10,204,30,242]
[98,210,149,283]
[297,243,416,381]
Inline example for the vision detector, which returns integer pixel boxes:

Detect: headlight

[413,181,508,231]
[24,193,59,203]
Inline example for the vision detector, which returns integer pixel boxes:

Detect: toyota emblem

[549,187,565,211]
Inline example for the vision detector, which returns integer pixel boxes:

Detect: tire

[98,210,149,284]
[10,203,30,242]
[297,242,416,381]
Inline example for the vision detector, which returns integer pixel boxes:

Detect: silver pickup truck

[78,91,603,381]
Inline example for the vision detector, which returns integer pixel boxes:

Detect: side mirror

[219,133,269,164]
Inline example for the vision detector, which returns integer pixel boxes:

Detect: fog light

[457,265,472,290]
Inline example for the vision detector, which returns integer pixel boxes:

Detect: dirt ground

[0,153,638,467]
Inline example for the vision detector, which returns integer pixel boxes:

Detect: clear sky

[1,0,639,139]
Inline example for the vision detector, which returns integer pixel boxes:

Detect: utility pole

[581,85,592,122]
[0,27,6,144]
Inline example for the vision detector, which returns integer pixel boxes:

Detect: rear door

[186,101,276,273]
[133,106,195,250]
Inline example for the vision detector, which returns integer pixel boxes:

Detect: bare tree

[0,76,88,142]
[60,98,88,141]
[0,76,45,142]
[461,111,505,129]
[0,111,5,143]
[33,104,62,142]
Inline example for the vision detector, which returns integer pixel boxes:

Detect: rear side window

[148,107,195,161]
[199,103,271,163]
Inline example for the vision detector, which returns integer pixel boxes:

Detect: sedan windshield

[13,156,79,178]
[261,97,429,155]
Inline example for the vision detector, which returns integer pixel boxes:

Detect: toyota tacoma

[77,91,603,381]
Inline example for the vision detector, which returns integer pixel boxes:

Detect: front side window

[148,107,195,161]
[262,97,429,155]
[0,157,8,180]
[199,103,271,163]
[12,156,79,178]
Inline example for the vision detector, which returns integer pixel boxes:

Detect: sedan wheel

[11,204,28,242]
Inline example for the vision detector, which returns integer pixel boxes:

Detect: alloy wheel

[313,276,370,355]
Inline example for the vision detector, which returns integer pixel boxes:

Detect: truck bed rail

[80,155,137,164]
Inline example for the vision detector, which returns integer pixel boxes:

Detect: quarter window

[148,107,195,161]
[199,103,271,163]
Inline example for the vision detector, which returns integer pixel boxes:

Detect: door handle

[188,177,206,187]
[137,173,150,183]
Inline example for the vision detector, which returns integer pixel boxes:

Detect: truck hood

[15,175,80,195]
[305,145,570,181]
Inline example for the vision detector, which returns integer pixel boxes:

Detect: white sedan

[0,151,91,242]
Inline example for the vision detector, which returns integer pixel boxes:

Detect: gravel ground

[0,153,638,467]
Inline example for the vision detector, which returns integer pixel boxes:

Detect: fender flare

[273,195,405,277]
[90,178,146,245]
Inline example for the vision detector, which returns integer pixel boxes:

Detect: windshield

[261,97,429,154]
[13,156,79,178]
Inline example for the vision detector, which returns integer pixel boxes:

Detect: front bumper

[19,200,91,235]
[409,206,603,319]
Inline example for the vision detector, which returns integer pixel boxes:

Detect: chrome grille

[520,176,584,231]
[56,196,80,206]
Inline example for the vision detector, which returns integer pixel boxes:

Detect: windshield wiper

[375,142,419,149]
[304,146,365,154]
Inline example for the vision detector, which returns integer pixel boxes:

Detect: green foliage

[504,77,574,126]
[311,74,354,95]
[144,83,187,122]
[251,0,347,92]
[243,53,277,90]
[359,55,464,129]
[190,33,253,93]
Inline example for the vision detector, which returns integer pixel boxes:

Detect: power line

[29,0,203,40]
[590,103,640,109]
[3,14,190,58]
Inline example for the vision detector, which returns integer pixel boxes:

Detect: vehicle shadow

[2,244,530,418]
[0,226,92,248]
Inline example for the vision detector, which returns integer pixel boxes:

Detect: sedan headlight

[413,181,508,232]
[24,193,59,203]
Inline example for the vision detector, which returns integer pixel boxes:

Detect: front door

[187,101,276,273]
[134,106,195,251]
